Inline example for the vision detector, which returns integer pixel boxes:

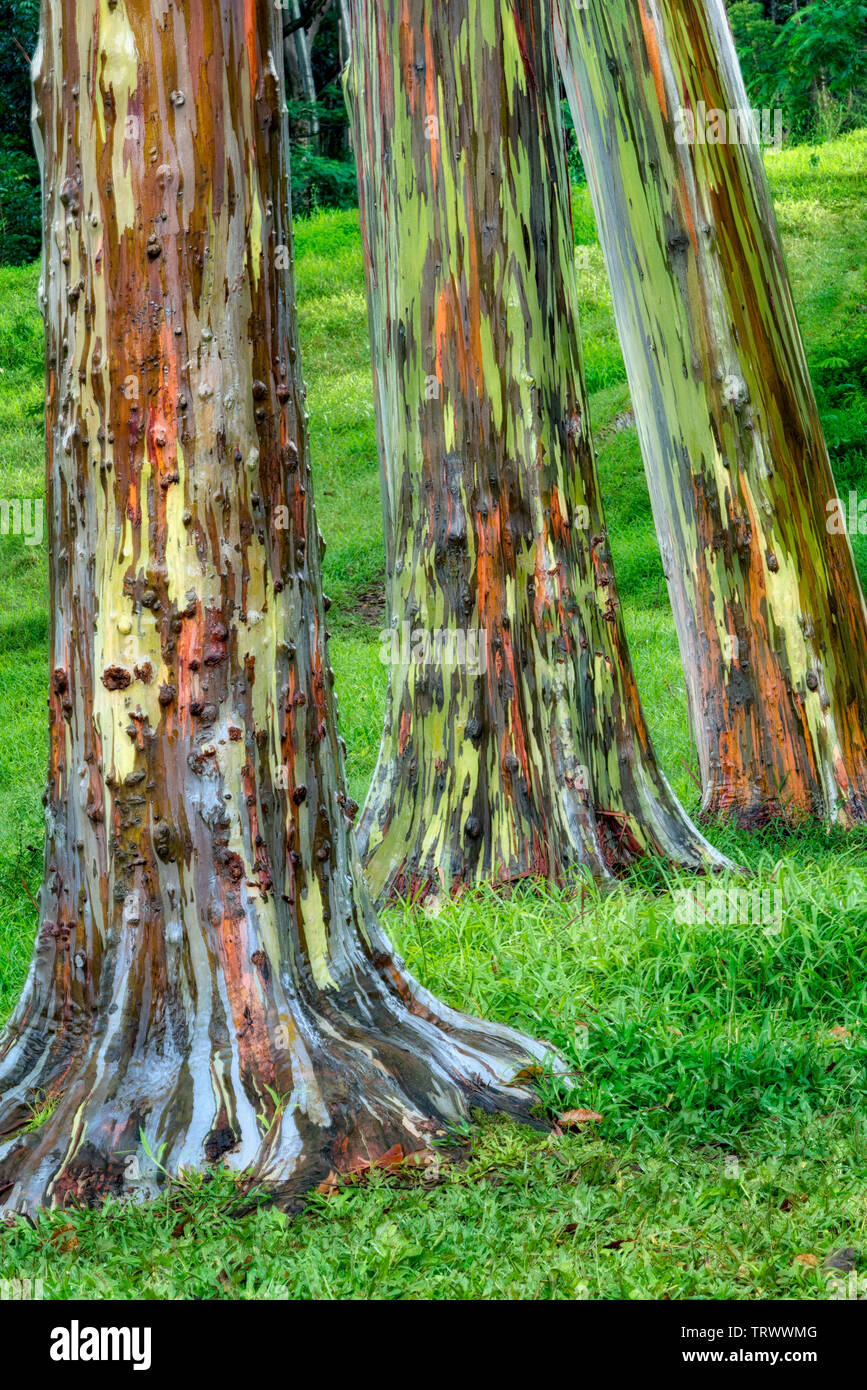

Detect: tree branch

[12,35,33,68]
[282,0,331,40]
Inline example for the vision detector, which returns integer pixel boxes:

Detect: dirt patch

[342,578,386,631]
[596,408,635,445]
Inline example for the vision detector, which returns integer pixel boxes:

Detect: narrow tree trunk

[345,0,723,903]
[337,0,354,156]
[337,0,352,75]
[555,0,867,826]
[284,0,321,153]
[0,0,557,1217]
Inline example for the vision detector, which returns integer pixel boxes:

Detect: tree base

[0,935,562,1216]
[699,783,867,831]
[360,788,729,906]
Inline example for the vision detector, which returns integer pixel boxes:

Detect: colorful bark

[345,0,723,902]
[0,0,559,1217]
[555,0,867,826]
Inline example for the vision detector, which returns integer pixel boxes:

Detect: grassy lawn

[0,132,865,1299]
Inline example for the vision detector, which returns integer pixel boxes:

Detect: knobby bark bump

[555,0,867,827]
[345,0,723,903]
[0,0,560,1217]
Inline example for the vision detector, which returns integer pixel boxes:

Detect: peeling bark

[555,0,867,827]
[345,0,723,903]
[0,0,559,1217]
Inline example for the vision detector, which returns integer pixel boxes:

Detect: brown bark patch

[101,666,132,691]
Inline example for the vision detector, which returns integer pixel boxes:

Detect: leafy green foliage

[561,98,586,184]
[0,0,39,147]
[0,0,40,266]
[727,2,782,109]
[289,142,358,217]
[287,78,358,216]
[0,145,41,266]
[728,0,867,140]
[781,2,867,105]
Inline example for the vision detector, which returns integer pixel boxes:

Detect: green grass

[0,132,866,1300]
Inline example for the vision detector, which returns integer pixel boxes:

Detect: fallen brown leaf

[50,1222,78,1252]
[510,1064,545,1084]
[779,1194,808,1212]
[793,1253,819,1267]
[316,1170,341,1196]
[558,1108,603,1128]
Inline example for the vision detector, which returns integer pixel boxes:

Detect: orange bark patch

[549,487,569,546]
[423,18,440,196]
[398,706,411,755]
[638,0,668,119]
[214,873,277,1100]
[398,0,416,111]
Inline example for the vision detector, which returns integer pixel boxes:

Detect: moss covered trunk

[345,0,722,902]
[555,0,867,827]
[0,0,557,1217]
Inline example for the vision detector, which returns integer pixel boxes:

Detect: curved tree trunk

[345,0,723,903]
[0,0,557,1217]
[555,0,867,827]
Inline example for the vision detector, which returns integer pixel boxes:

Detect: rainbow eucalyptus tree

[0,0,561,1217]
[345,0,722,902]
[555,0,867,827]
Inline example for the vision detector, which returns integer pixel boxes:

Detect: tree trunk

[344,0,723,903]
[0,0,558,1217]
[555,0,867,827]
[337,0,353,156]
[283,0,321,153]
